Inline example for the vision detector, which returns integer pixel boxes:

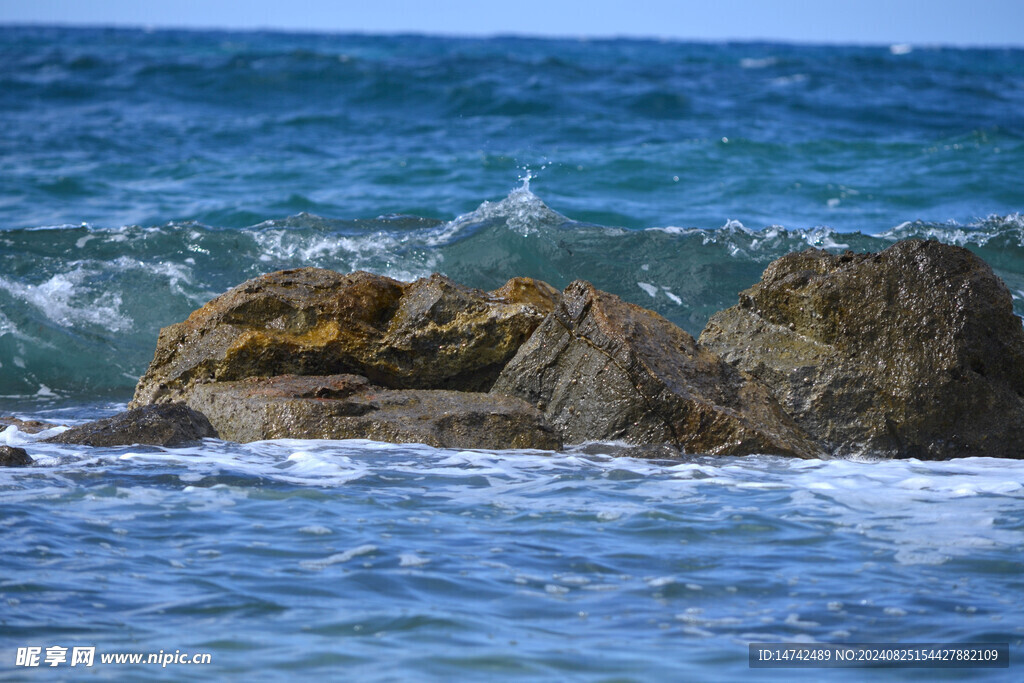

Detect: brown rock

[185,374,561,450]
[373,273,559,391]
[131,269,557,406]
[491,280,822,458]
[45,403,218,447]
[0,417,59,434]
[699,239,1024,459]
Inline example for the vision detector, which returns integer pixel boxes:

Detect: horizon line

[4,20,1023,51]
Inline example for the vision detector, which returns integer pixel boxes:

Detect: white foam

[248,228,438,282]
[646,576,676,588]
[0,268,132,332]
[1,424,67,447]
[300,544,377,570]
[645,221,851,256]
[637,282,658,298]
[444,180,568,237]
[880,213,1024,247]
[279,450,371,484]
[784,613,819,628]
[75,234,97,249]
[398,553,430,567]
[662,288,682,305]
[770,74,808,86]
[740,57,778,69]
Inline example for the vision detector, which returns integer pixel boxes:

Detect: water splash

[445,174,567,237]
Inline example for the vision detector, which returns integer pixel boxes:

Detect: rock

[0,417,60,434]
[131,269,558,406]
[491,280,822,458]
[376,273,559,391]
[184,374,561,450]
[45,403,218,447]
[0,445,33,467]
[699,239,1024,459]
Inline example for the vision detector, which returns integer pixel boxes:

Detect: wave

[2,185,1024,399]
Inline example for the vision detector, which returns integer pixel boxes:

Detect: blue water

[1,26,1023,680]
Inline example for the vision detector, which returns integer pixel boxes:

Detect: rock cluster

[31,239,1024,460]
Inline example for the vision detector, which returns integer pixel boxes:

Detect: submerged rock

[0,416,59,434]
[131,269,558,406]
[46,403,218,447]
[699,239,1024,459]
[0,445,33,467]
[185,374,561,450]
[491,280,822,458]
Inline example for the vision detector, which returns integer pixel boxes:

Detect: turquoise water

[2,26,1023,680]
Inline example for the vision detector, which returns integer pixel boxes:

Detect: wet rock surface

[0,445,34,467]
[46,403,218,447]
[185,374,561,450]
[131,269,558,406]
[699,239,1024,459]
[491,280,822,458]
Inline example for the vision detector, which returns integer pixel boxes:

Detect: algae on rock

[131,268,559,406]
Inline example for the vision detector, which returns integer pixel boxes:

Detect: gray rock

[491,280,822,458]
[185,374,561,450]
[699,239,1024,459]
[46,403,218,447]
[0,445,33,467]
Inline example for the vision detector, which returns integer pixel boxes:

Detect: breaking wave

[2,185,1024,399]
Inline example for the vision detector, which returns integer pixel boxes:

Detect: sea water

[1,26,1023,680]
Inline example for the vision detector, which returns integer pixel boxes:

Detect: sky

[1,0,1022,47]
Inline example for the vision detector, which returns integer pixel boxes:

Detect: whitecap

[399,553,431,567]
[444,180,569,237]
[661,288,682,304]
[740,57,778,69]
[0,268,132,332]
[300,544,378,570]
[637,282,658,298]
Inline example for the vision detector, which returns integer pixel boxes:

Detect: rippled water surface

[4,427,1024,680]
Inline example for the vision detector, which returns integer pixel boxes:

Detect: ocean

[1,25,1023,680]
